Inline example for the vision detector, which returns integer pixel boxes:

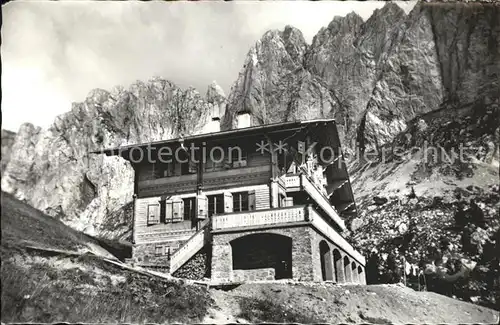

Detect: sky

[2,1,416,132]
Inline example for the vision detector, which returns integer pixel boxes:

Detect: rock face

[1,129,16,175]
[221,26,341,133]
[1,78,221,239]
[223,3,499,155]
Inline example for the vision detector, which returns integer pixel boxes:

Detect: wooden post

[403,256,407,287]
[132,194,137,244]
[195,145,204,231]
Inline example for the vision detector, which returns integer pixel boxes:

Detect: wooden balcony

[283,173,346,231]
[212,205,307,231]
[137,165,270,197]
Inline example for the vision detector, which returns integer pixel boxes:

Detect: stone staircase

[169,219,212,274]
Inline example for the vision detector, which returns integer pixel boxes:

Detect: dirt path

[203,282,499,324]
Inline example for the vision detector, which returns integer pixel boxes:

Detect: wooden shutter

[172,197,184,222]
[197,194,208,220]
[147,204,160,225]
[224,192,233,213]
[248,190,256,211]
[165,199,173,223]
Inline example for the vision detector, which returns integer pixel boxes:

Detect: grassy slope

[1,191,213,323]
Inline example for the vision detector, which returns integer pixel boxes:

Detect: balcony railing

[283,174,300,188]
[212,205,307,230]
[307,206,365,265]
[283,173,346,231]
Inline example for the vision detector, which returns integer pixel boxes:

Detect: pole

[403,256,407,287]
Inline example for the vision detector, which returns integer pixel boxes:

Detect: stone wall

[172,246,212,280]
[132,239,186,265]
[211,225,313,282]
[233,268,275,282]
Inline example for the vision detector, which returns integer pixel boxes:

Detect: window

[155,245,163,256]
[233,192,249,212]
[147,204,160,225]
[206,147,226,172]
[183,197,196,221]
[160,199,166,223]
[208,194,224,217]
[152,162,174,179]
[229,146,247,168]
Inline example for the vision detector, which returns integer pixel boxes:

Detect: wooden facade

[96,118,364,282]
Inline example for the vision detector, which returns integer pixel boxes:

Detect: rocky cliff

[1,79,224,239]
[224,3,499,154]
[1,129,16,175]
[2,2,499,247]
[221,25,341,133]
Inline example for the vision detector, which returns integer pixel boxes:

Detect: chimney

[210,116,221,133]
[236,112,251,129]
[206,103,221,133]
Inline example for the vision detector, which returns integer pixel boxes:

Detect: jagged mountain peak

[327,12,364,31]
[221,22,338,130]
[369,2,407,21]
[85,88,111,105]
[206,80,226,103]
[280,25,307,44]
[253,25,308,65]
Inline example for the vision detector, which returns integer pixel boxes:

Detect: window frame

[183,197,196,221]
[233,192,249,212]
[208,194,224,217]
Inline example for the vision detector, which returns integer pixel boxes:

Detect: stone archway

[333,249,344,283]
[319,240,334,281]
[351,261,358,283]
[358,265,365,284]
[230,232,293,280]
[343,256,352,282]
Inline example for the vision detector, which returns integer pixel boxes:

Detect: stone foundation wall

[211,225,313,281]
[132,239,186,265]
[172,246,212,280]
[233,268,275,282]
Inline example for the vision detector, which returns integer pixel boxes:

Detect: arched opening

[358,265,365,284]
[319,240,334,281]
[333,249,344,283]
[230,233,292,279]
[343,256,352,282]
[351,261,358,283]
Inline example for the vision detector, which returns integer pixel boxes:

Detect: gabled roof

[91,119,336,156]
